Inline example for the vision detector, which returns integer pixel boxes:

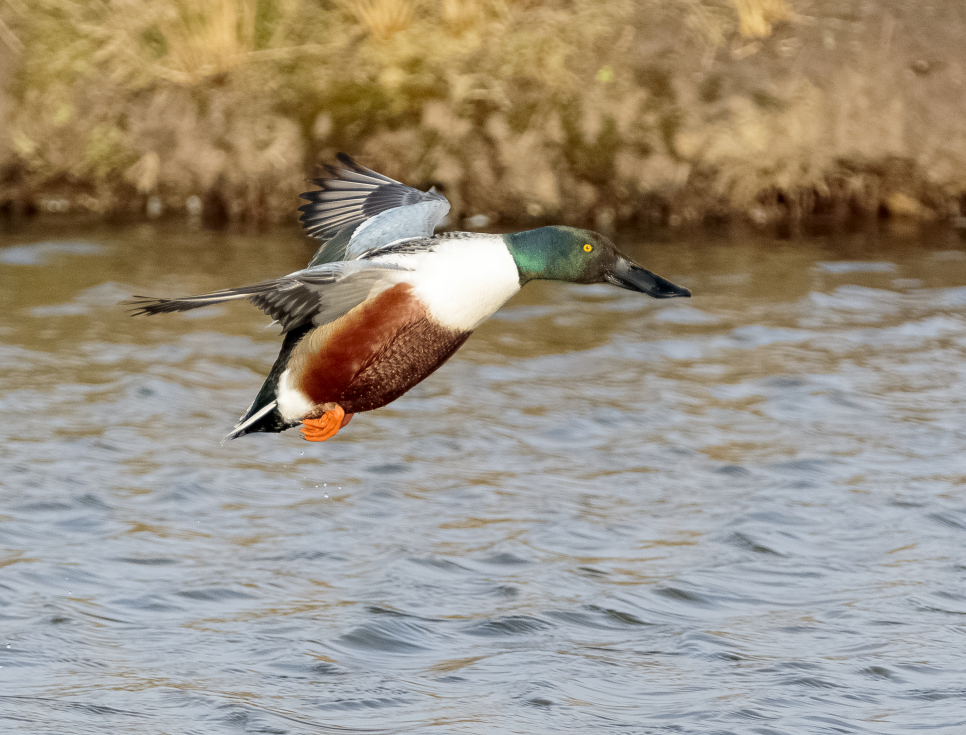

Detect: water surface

[2,221,966,733]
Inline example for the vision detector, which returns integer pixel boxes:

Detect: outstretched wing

[127,261,410,334]
[298,153,450,266]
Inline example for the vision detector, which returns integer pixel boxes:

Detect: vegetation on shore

[2,0,965,231]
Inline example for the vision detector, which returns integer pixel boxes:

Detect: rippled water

[2,221,966,733]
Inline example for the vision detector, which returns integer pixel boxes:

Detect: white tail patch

[221,400,278,444]
[276,369,315,421]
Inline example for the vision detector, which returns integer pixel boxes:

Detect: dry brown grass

[2,0,966,227]
[88,0,312,86]
[732,0,788,38]
[343,0,416,41]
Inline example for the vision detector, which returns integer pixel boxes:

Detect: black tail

[223,325,312,442]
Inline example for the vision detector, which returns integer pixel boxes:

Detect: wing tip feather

[298,153,450,253]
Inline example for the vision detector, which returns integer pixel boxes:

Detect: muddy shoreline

[2,1,965,230]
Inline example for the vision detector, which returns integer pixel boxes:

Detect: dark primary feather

[127,281,281,315]
[299,153,449,265]
[355,231,482,260]
[359,236,438,259]
[126,261,409,334]
[224,323,313,441]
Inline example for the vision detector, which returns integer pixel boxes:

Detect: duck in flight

[129,154,691,443]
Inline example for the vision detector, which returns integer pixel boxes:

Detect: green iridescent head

[503,226,690,298]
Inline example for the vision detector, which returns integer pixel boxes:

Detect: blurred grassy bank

[2,0,966,231]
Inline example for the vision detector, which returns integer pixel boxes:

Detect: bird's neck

[503,228,575,283]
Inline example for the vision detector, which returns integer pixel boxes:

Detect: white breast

[375,235,522,332]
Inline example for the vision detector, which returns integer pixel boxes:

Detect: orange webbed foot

[300,405,351,442]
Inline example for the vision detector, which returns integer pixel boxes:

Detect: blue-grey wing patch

[127,261,410,334]
[299,153,449,266]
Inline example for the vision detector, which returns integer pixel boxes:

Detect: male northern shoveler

[130,154,691,443]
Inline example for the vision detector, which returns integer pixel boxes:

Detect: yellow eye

[583,243,593,252]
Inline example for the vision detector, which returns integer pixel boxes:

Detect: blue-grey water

[2,221,966,734]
